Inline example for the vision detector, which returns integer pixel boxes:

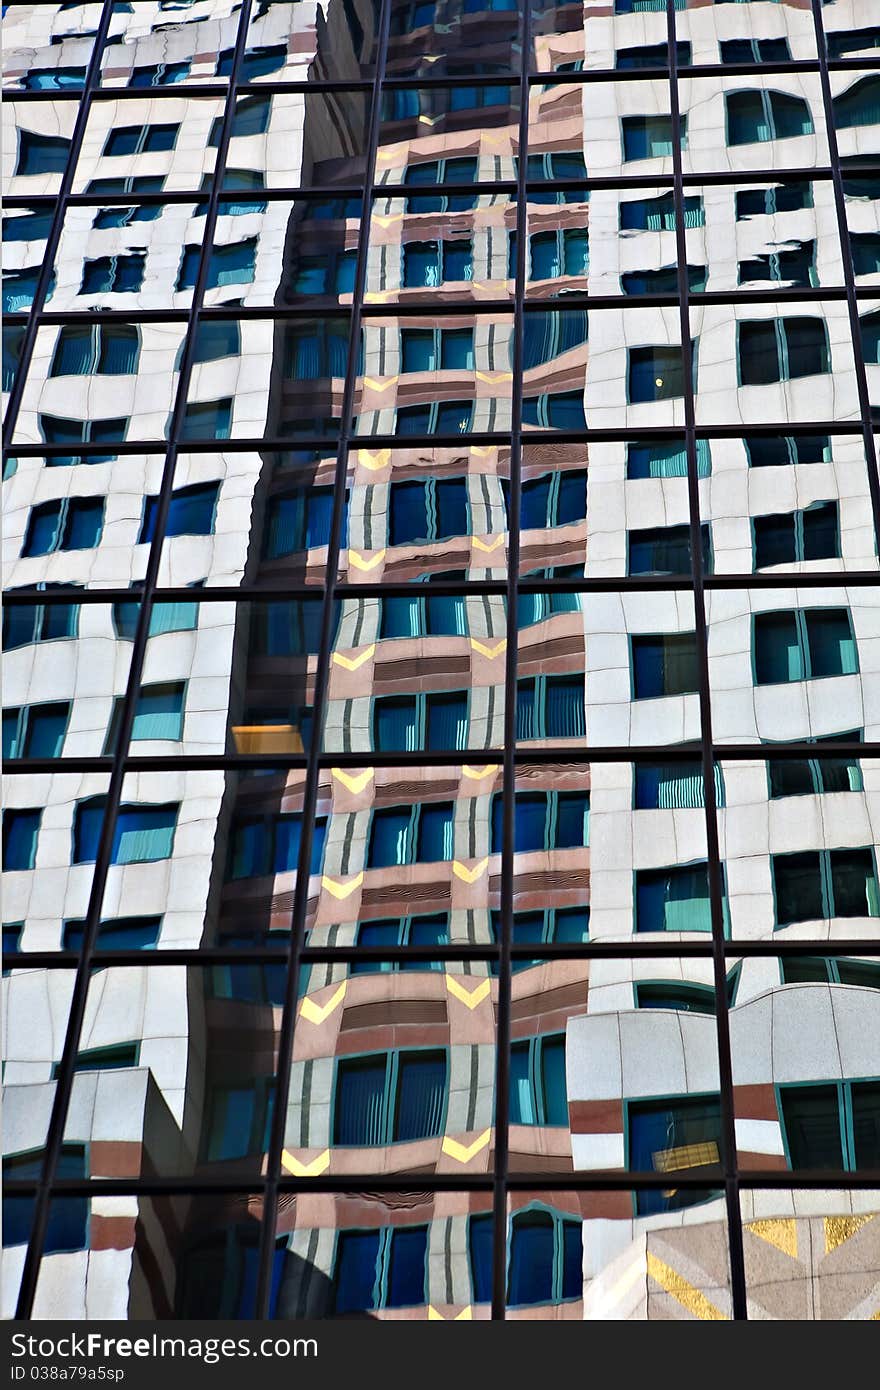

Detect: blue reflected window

[368,803,454,867]
[72,800,179,865]
[23,498,104,556]
[628,1095,722,1215]
[2,809,41,870]
[139,482,220,542]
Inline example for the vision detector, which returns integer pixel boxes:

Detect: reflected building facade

[3,0,880,1323]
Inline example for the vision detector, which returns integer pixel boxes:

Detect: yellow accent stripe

[645,1253,727,1320]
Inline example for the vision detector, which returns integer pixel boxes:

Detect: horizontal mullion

[9,940,880,972]
[6,742,879,777]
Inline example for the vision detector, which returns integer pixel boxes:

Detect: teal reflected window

[102,124,178,156]
[736,182,813,219]
[333,1226,428,1313]
[490,906,589,973]
[352,914,449,973]
[72,799,179,865]
[389,478,468,544]
[620,192,704,231]
[753,608,858,684]
[779,1081,880,1170]
[631,633,699,698]
[738,317,830,385]
[228,814,327,879]
[510,1034,568,1126]
[628,1095,722,1215]
[726,91,814,145]
[516,675,585,740]
[636,863,714,933]
[334,1050,447,1146]
[773,848,880,926]
[403,157,477,212]
[139,482,220,542]
[3,702,69,759]
[622,115,687,161]
[50,323,140,376]
[205,1080,274,1162]
[368,802,454,867]
[628,344,690,402]
[179,398,232,440]
[16,130,71,175]
[833,75,880,130]
[744,434,829,467]
[491,791,589,853]
[373,691,468,752]
[626,438,711,478]
[468,1208,582,1307]
[79,252,146,294]
[400,326,474,371]
[634,762,724,810]
[23,498,104,556]
[402,238,473,286]
[2,809,41,870]
[753,500,839,567]
[105,683,185,750]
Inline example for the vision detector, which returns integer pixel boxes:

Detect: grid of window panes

[3,0,880,1324]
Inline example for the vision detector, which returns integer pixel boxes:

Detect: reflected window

[510,1034,567,1126]
[491,791,589,853]
[80,252,146,294]
[634,761,724,811]
[833,75,880,130]
[402,238,473,287]
[368,802,454,867]
[636,863,713,933]
[720,38,790,64]
[735,181,813,219]
[404,157,478,213]
[373,691,469,752]
[380,583,468,640]
[522,390,587,430]
[23,498,104,556]
[621,265,705,295]
[139,483,220,543]
[396,400,474,435]
[210,95,271,145]
[204,1080,274,1162]
[738,240,817,288]
[743,434,829,467]
[516,675,585,740]
[753,608,858,684]
[753,501,839,567]
[400,326,474,372]
[738,318,830,386]
[628,524,710,576]
[772,848,880,926]
[102,124,178,156]
[334,1050,447,1145]
[779,1081,880,1170]
[3,592,80,649]
[265,488,334,556]
[333,1226,428,1314]
[522,311,587,369]
[73,799,179,866]
[628,344,691,403]
[389,478,468,545]
[3,1147,87,1253]
[628,1095,722,1215]
[622,115,687,162]
[105,682,186,750]
[62,917,162,952]
[767,737,863,799]
[2,808,41,870]
[129,60,191,86]
[352,914,449,972]
[780,956,880,989]
[50,324,140,376]
[180,398,232,440]
[229,813,327,879]
[490,906,589,973]
[826,28,880,61]
[516,591,582,627]
[631,633,699,698]
[469,1208,583,1307]
[521,229,588,281]
[620,193,704,231]
[178,238,257,291]
[3,702,69,759]
[851,232,880,278]
[627,438,710,479]
[16,131,71,176]
[725,91,814,146]
[88,175,165,227]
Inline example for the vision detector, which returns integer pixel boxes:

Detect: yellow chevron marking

[320,873,364,902]
[281,1148,330,1178]
[746,1219,798,1261]
[484,133,508,148]
[371,213,403,229]
[419,114,442,126]
[452,857,489,884]
[462,764,500,781]
[824,1214,875,1256]
[299,981,347,1025]
[357,448,391,471]
[472,534,505,553]
[332,644,375,670]
[364,290,392,304]
[428,1306,473,1320]
[470,445,495,457]
[476,370,513,384]
[470,637,506,660]
[362,375,399,393]
[446,975,491,1010]
[331,768,374,794]
[442,1129,492,1164]
[347,550,386,573]
[645,1253,727,1321]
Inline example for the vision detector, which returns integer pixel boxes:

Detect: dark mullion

[7,738,880,777]
[810,1,880,568]
[9,0,258,1321]
[1,0,114,449]
[10,937,880,971]
[15,1168,880,1201]
[251,0,393,1321]
[666,4,748,1321]
[489,3,531,1326]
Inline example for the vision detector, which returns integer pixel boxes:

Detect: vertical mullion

[491,0,532,1323]
[10,0,256,1321]
[254,0,393,1319]
[665,0,748,1320]
[1,1,114,448]
[810,0,880,557]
